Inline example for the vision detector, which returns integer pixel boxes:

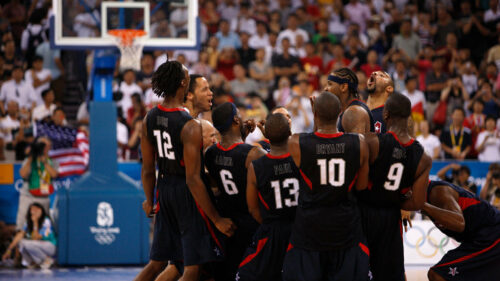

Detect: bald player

[283,91,370,281]
[366,70,394,134]
[324,67,375,133]
[201,119,218,151]
[360,93,432,281]
[237,113,301,281]
[425,180,500,281]
[256,106,292,152]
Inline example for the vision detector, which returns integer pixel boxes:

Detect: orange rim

[108,29,146,46]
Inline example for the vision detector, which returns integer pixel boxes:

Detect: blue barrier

[1,160,492,226]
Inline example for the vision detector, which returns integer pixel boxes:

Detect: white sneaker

[40,257,54,269]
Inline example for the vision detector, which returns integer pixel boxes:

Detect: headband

[214,103,237,133]
[328,75,357,90]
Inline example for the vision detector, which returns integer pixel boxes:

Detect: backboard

[51,0,199,50]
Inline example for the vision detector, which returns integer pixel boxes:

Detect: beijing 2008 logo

[89,202,120,245]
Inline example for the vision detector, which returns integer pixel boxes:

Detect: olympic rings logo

[403,225,460,258]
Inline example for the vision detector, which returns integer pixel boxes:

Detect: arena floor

[0,265,429,280]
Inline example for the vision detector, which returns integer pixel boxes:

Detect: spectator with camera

[437,163,478,194]
[16,137,58,231]
[480,163,500,203]
[475,116,500,162]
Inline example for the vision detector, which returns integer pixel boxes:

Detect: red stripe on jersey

[258,192,270,210]
[157,105,186,112]
[266,153,290,159]
[434,237,500,268]
[387,131,415,147]
[359,242,370,256]
[194,202,224,253]
[180,159,185,167]
[348,172,359,192]
[400,187,411,194]
[458,197,481,211]
[314,132,344,138]
[299,169,313,190]
[155,189,160,213]
[287,243,294,252]
[217,142,244,151]
[239,237,269,268]
[367,181,373,190]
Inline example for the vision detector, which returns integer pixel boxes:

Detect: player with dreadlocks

[135,61,235,281]
[324,67,375,133]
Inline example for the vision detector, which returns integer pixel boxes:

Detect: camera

[30,141,46,159]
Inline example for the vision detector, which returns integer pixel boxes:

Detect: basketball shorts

[150,174,225,266]
[212,215,259,281]
[431,234,500,281]
[236,221,293,281]
[282,240,370,281]
[359,203,404,281]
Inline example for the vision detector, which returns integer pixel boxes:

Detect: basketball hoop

[108,29,147,72]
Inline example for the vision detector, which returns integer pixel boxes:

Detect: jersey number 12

[153,130,175,159]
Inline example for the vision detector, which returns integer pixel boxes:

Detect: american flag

[35,122,89,177]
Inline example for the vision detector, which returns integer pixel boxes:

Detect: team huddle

[134,61,500,281]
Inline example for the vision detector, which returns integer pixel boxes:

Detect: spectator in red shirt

[300,42,323,90]
[324,43,351,74]
[126,93,146,128]
[216,47,238,81]
[360,50,382,77]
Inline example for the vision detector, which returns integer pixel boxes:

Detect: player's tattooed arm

[341,106,371,134]
[246,146,267,168]
[246,162,263,224]
[401,153,432,211]
[355,134,369,191]
[363,132,379,164]
[287,134,301,168]
[141,115,156,217]
[182,119,236,237]
[423,185,465,233]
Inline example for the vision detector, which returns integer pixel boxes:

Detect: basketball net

[108,29,147,72]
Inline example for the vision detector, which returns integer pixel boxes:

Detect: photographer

[437,163,478,194]
[480,163,500,202]
[440,75,470,124]
[16,137,58,231]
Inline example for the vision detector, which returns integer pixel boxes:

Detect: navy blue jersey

[146,105,192,176]
[291,132,363,251]
[362,132,424,208]
[205,142,254,218]
[257,139,271,152]
[338,99,375,133]
[252,153,300,224]
[428,180,500,243]
[371,105,386,134]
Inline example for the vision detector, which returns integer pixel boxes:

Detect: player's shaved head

[315,91,342,122]
[265,113,291,145]
[384,92,411,119]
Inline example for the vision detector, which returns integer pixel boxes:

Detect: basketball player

[282,91,370,281]
[205,102,267,281]
[425,180,500,281]
[324,68,374,133]
[236,113,300,281]
[137,61,235,281]
[184,74,213,118]
[359,93,432,281]
[366,71,394,134]
[256,106,292,152]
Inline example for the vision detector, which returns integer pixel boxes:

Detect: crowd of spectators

[0,0,500,164]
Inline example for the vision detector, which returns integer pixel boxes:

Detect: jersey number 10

[317,159,345,186]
